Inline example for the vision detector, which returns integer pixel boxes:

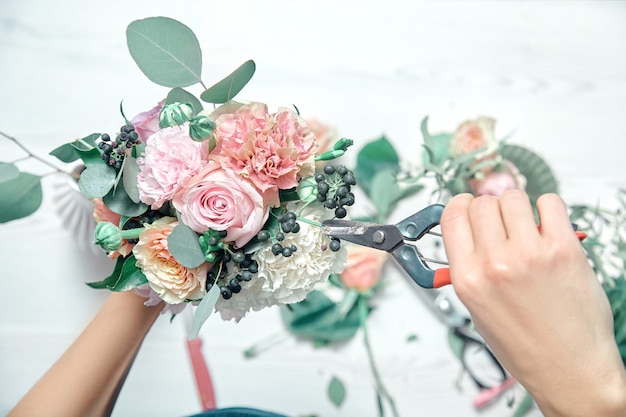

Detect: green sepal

[167,223,206,268]
[86,254,148,292]
[102,181,148,217]
[126,17,203,88]
[200,60,256,104]
[0,172,42,223]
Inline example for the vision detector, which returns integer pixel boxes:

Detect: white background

[1,1,625,416]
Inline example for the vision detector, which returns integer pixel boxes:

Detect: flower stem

[120,228,144,240]
[296,216,322,228]
[358,296,400,417]
[1,130,69,175]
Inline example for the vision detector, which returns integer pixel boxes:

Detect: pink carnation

[137,125,209,209]
[211,102,317,205]
[131,100,165,141]
[172,162,272,248]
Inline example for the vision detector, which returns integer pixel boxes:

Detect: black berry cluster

[206,250,259,300]
[265,210,301,258]
[315,164,356,219]
[98,123,141,172]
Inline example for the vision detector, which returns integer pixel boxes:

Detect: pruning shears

[322,204,587,289]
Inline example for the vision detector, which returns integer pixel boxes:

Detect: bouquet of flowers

[0,17,358,333]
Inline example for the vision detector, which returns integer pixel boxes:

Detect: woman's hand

[440,190,626,417]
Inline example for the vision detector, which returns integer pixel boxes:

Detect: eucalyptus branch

[358,296,400,417]
[0,130,69,176]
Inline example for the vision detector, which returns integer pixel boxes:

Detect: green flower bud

[332,137,354,151]
[159,102,194,128]
[189,114,216,142]
[94,221,122,251]
[297,176,318,203]
[315,149,345,161]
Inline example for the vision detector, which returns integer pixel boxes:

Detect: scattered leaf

[127,17,203,87]
[200,60,256,104]
[355,136,399,196]
[0,162,19,183]
[0,172,42,223]
[189,283,221,338]
[328,376,346,408]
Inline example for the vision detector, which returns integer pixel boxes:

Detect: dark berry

[207,236,219,246]
[257,230,270,241]
[323,164,335,175]
[315,173,325,183]
[220,286,232,299]
[281,222,293,233]
[101,133,111,142]
[127,131,139,142]
[324,199,337,209]
[291,223,300,233]
[119,132,128,140]
[218,230,228,238]
[317,182,329,194]
[282,247,293,257]
[206,281,213,292]
[284,212,296,221]
[272,243,283,255]
[232,252,245,264]
[317,193,327,202]
[335,207,347,218]
[223,251,232,263]
[337,165,348,175]
[114,160,122,171]
[336,186,349,198]
[101,153,109,161]
[248,261,259,273]
[329,239,341,252]
[241,271,253,281]
[290,244,297,252]
[276,232,285,241]
[228,278,242,293]
[343,173,356,185]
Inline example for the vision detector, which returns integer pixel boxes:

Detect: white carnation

[215,202,347,321]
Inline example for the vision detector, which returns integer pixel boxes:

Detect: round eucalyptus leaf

[500,144,559,204]
[167,224,205,268]
[200,60,256,104]
[0,172,42,222]
[127,17,203,88]
[78,164,116,198]
[103,182,148,217]
[166,87,203,115]
[0,162,19,183]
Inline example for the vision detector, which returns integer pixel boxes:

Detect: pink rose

[172,163,272,248]
[340,245,387,293]
[131,99,165,141]
[469,161,527,197]
[133,217,210,304]
[136,125,209,209]
[449,116,497,158]
[211,102,317,205]
[92,198,132,259]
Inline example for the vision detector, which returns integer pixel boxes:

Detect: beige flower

[449,116,498,158]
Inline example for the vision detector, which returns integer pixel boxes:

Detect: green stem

[120,227,144,240]
[358,296,400,417]
[296,216,322,228]
[1,130,69,175]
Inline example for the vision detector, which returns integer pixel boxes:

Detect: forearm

[9,291,162,417]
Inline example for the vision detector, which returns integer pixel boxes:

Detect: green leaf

[0,162,19,183]
[511,391,535,417]
[127,17,202,88]
[122,157,141,204]
[328,376,346,408]
[421,117,452,167]
[78,164,117,199]
[447,329,465,361]
[200,60,256,104]
[281,290,361,344]
[355,136,399,196]
[167,224,206,268]
[0,172,42,222]
[49,133,100,163]
[86,254,148,291]
[189,283,220,338]
[500,144,558,205]
[166,87,203,115]
[370,168,403,220]
[102,181,148,217]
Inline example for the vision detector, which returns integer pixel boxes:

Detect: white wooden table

[1,1,625,416]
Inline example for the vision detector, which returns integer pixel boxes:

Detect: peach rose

[340,244,387,293]
[172,163,272,248]
[469,161,527,197]
[133,217,209,304]
[449,116,497,158]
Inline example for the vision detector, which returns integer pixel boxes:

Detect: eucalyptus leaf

[189,283,221,338]
[0,172,42,223]
[167,87,203,115]
[500,144,558,205]
[421,117,452,166]
[78,164,117,199]
[50,133,100,163]
[168,224,206,268]
[102,181,148,217]
[200,60,256,104]
[75,147,105,167]
[447,329,465,361]
[86,255,147,291]
[355,136,399,196]
[87,256,125,289]
[127,17,203,87]
[0,162,19,183]
[328,376,346,408]
[511,391,535,417]
[370,168,403,220]
[122,157,141,203]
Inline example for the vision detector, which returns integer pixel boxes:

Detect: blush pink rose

[172,163,272,248]
[137,125,209,209]
[92,198,132,259]
[469,161,527,197]
[131,99,165,141]
[340,245,387,293]
[211,102,317,205]
[133,217,210,305]
[449,116,497,158]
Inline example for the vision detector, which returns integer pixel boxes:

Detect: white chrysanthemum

[215,202,347,321]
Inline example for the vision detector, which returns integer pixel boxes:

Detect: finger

[469,195,507,248]
[499,190,540,242]
[536,193,575,240]
[441,193,475,266]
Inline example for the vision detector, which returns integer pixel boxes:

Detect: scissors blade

[321,219,404,252]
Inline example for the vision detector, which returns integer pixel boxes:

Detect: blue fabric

[188,407,289,417]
